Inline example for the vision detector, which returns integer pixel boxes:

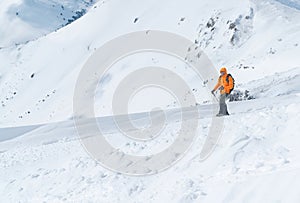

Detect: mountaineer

[211,67,235,116]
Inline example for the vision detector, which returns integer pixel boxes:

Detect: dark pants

[219,94,229,115]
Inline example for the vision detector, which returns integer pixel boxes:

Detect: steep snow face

[0,0,97,47]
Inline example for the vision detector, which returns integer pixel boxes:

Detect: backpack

[226,74,235,94]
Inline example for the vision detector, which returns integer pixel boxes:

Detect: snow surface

[1,0,300,202]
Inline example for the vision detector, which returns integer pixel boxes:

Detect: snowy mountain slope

[0,0,98,48]
[275,0,300,10]
[1,0,300,202]
[1,0,300,126]
[1,70,300,202]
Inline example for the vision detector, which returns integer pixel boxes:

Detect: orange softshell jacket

[213,69,234,94]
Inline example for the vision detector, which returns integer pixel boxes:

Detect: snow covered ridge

[275,0,300,10]
[0,0,98,47]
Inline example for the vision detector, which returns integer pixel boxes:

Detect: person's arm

[213,77,221,92]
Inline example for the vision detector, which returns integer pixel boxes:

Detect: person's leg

[225,94,230,115]
[219,94,228,115]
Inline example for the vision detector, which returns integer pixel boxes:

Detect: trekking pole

[211,91,219,102]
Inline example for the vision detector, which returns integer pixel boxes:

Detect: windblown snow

[1,0,300,202]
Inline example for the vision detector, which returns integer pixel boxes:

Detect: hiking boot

[216,113,230,117]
